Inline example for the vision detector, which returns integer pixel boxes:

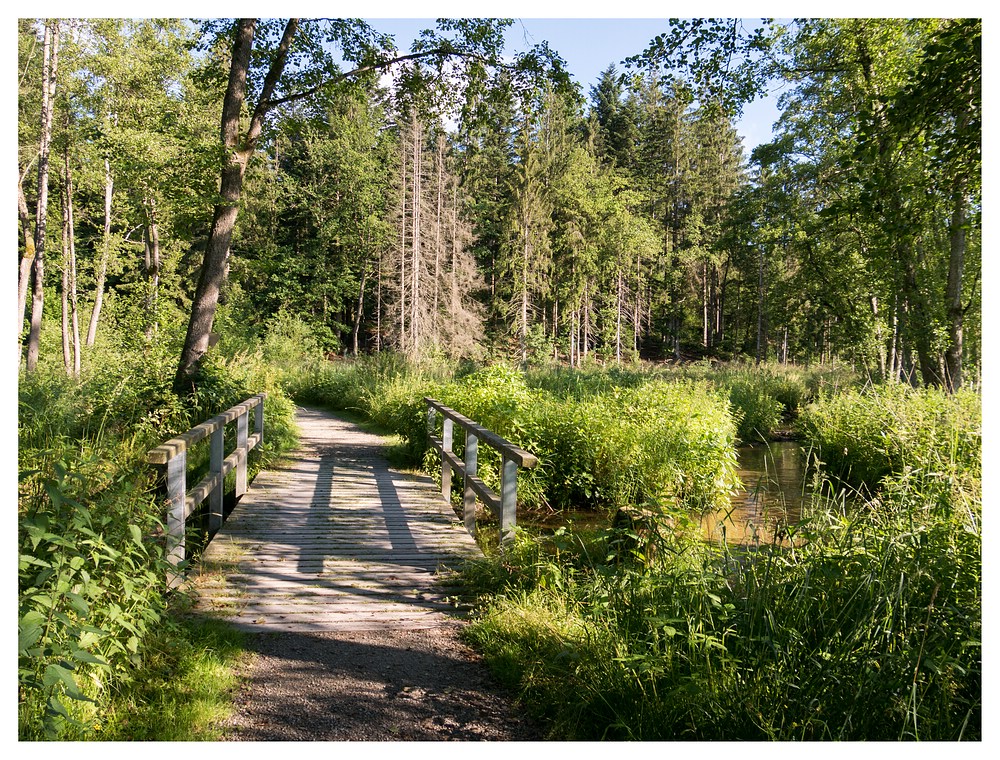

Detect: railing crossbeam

[425,397,537,543]
[148,392,267,587]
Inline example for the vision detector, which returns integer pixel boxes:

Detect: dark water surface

[703,441,812,545]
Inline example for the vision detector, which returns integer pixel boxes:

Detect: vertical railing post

[236,407,249,498]
[209,425,224,534]
[441,416,454,503]
[165,451,187,588]
[463,431,479,537]
[427,404,437,453]
[500,455,518,544]
[255,396,264,443]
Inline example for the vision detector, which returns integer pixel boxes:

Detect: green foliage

[461,455,981,740]
[799,383,981,494]
[19,459,170,739]
[448,367,979,741]
[19,338,297,740]
[290,358,741,513]
[92,619,246,740]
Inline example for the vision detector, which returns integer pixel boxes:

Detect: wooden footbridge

[147,397,536,633]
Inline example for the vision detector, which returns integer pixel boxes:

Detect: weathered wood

[147,393,265,464]
[148,393,266,584]
[192,406,481,632]
[209,426,224,533]
[425,397,537,542]
[425,397,537,467]
[501,456,518,543]
[235,407,249,498]
[165,451,186,588]
[463,431,478,537]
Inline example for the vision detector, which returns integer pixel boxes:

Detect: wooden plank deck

[190,406,482,632]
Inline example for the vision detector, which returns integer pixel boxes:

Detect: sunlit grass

[90,619,248,741]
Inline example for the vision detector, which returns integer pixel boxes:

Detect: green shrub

[799,383,981,495]
[462,478,981,740]
[19,454,171,739]
[19,338,298,740]
[435,367,740,513]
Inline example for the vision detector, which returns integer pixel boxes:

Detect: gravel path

[221,622,542,741]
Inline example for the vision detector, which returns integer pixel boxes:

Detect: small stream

[702,441,813,545]
[518,441,821,546]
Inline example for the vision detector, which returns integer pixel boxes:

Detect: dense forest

[19,18,981,741]
[17,17,980,386]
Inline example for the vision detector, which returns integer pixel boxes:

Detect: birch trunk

[85,157,113,347]
[25,20,59,371]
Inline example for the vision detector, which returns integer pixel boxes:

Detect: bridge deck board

[191,406,481,632]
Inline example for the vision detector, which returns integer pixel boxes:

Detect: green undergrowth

[524,359,856,442]
[459,476,980,740]
[287,357,744,513]
[799,383,981,492]
[283,353,979,740]
[19,338,297,740]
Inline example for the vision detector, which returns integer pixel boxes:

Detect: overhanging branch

[262,47,500,111]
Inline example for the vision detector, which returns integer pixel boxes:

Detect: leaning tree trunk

[25,20,59,371]
[171,18,481,390]
[173,18,297,394]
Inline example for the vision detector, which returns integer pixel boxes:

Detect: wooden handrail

[148,392,266,586]
[424,397,537,543]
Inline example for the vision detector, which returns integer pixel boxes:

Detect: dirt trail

[222,623,541,741]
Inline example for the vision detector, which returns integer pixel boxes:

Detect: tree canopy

[17,17,981,389]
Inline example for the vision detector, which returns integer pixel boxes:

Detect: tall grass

[461,471,980,739]
[526,359,856,442]
[284,355,979,739]
[457,379,980,740]
[19,337,297,740]
[291,359,743,514]
[799,383,981,494]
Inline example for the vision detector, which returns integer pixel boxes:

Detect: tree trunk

[398,129,407,352]
[376,246,383,352]
[615,268,623,363]
[25,20,59,372]
[143,196,161,339]
[61,185,71,375]
[943,180,967,392]
[902,256,941,387]
[520,223,529,366]
[61,139,82,376]
[174,18,299,393]
[755,244,766,365]
[352,262,368,356]
[86,157,113,347]
[411,114,421,354]
[18,179,36,348]
[433,133,443,343]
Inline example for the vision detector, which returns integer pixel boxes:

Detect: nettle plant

[19,457,172,739]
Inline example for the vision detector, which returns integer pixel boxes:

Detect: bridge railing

[424,397,538,543]
[147,393,266,585]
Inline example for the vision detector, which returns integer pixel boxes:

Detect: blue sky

[368,17,783,151]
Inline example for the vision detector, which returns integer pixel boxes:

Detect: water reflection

[703,441,810,546]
